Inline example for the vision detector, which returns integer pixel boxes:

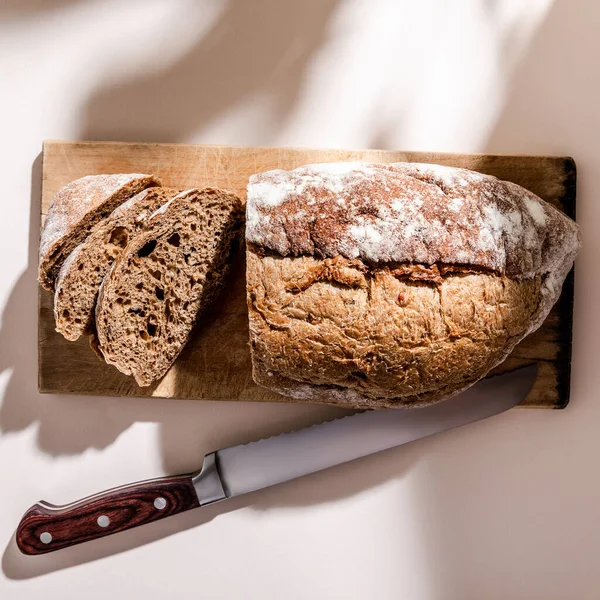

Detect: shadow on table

[79,0,340,144]
[2,439,416,579]
[0,155,144,456]
[0,0,79,16]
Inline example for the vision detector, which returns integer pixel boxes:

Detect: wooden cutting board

[39,141,577,408]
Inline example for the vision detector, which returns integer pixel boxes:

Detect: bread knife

[16,366,536,555]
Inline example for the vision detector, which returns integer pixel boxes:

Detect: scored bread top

[246,162,581,285]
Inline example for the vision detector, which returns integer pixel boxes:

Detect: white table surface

[1,1,598,598]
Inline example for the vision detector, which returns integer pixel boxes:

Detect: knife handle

[16,474,200,555]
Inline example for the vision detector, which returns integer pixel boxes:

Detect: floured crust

[39,173,160,290]
[246,162,581,408]
[247,162,580,280]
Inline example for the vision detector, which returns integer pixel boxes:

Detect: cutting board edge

[42,139,577,164]
[36,379,546,409]
[38,141,577,409]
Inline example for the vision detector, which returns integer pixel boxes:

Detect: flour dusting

[524,196,547,226]
[246,161,581,286]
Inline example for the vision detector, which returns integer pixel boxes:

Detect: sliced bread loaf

[39,173,160,291]
[54,187,180,341]
[96,188,243,387]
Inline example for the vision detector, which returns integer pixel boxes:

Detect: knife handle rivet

[97,515,110,528]
[40,532,52,544]
[154,497,167,510]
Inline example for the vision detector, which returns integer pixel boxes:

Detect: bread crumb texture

[96,188,243,387]
[54,187,180,341]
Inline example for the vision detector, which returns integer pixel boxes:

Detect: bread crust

[246,162,581,408]
[39,173,160,290]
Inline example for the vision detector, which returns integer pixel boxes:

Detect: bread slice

[246,162,581,409]
[54,187,180,341]
[39,174,160,291]
[96,188,243,387]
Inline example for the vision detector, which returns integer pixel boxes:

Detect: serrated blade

[214,367,536,498]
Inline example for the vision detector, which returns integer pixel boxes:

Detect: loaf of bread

[246,162,581,409]
[54,187,180,341]
[96,188,243,386]
[39,174,160,290]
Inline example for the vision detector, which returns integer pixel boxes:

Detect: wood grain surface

[38,141,577,408]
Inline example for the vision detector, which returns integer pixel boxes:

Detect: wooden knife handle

[16,474,200,555]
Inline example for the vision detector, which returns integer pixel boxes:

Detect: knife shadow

[2,442,417,579]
